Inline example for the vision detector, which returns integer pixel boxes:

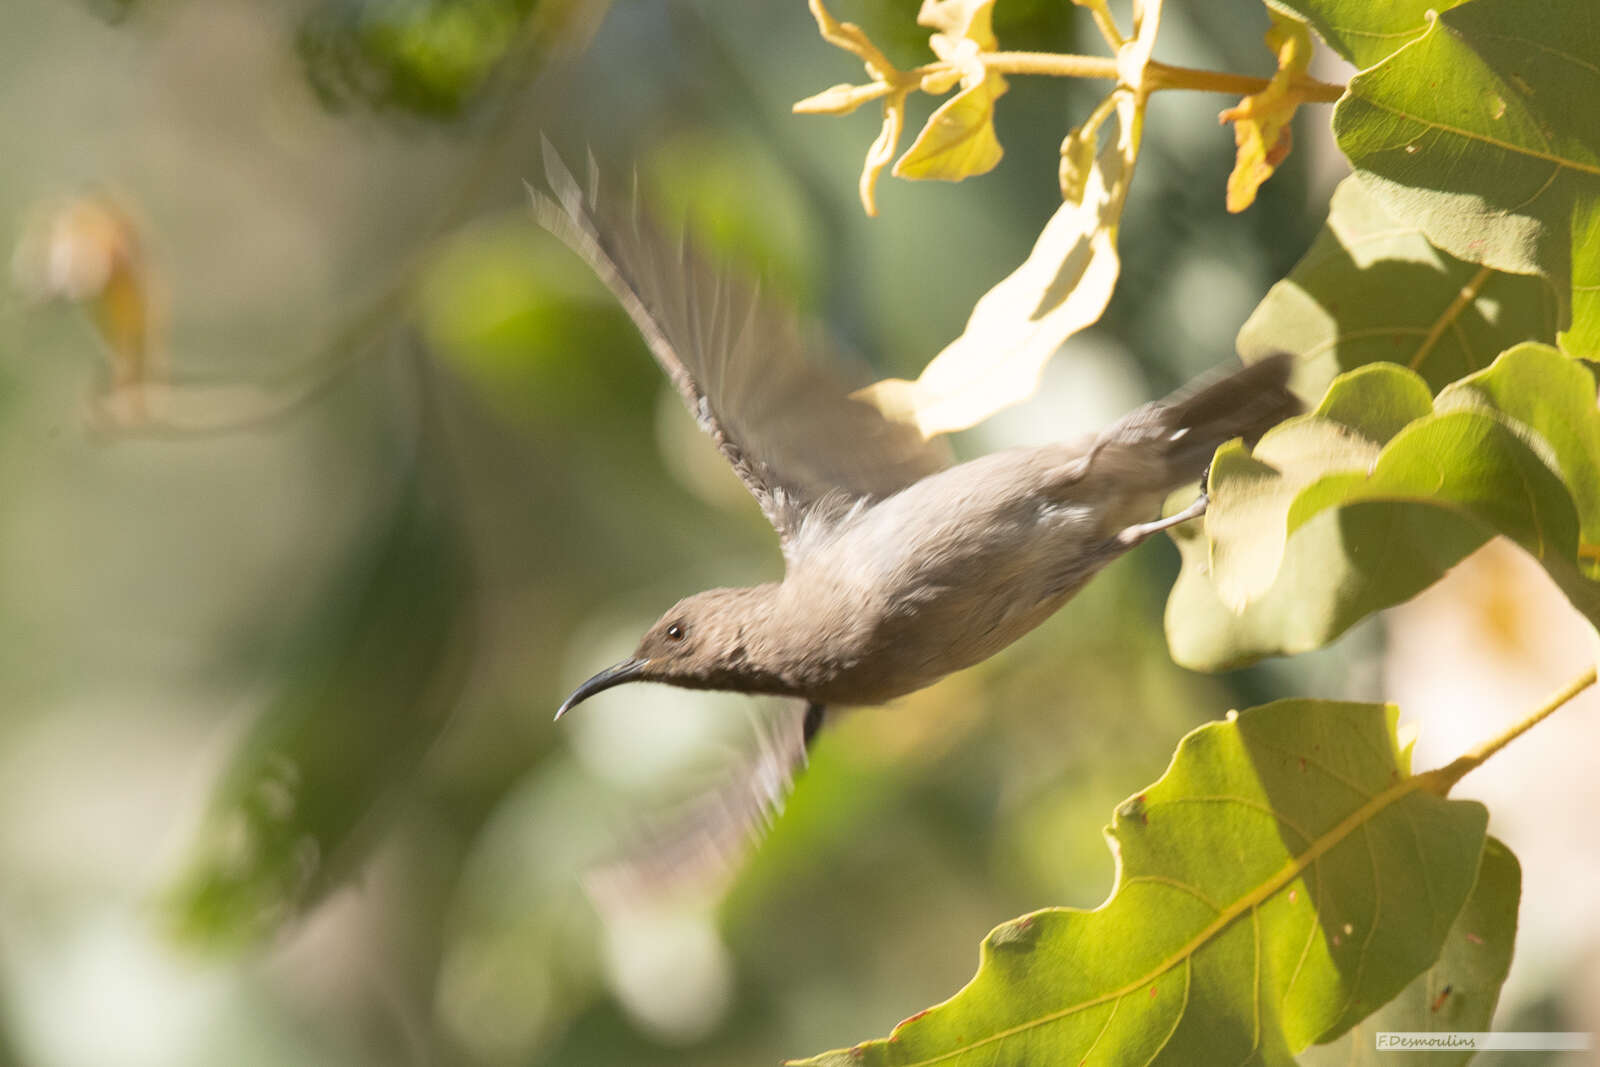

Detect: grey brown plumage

[535,147,1300,895]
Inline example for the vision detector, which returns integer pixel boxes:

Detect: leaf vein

[1123,875,1224,914]
[1354,96,1600,177]
[1239,737,1373,800]
[1281,860,1322,1010]
[1078,994,1121,1065]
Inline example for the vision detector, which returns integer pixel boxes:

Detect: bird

[532,148,1300,897]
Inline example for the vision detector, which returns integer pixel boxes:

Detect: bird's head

[556,585,782,719]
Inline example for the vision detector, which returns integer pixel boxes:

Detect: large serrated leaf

[1332,0,1600,356]
[1238,176,1560,401]
[790,700,1489,1066]
[1303,837,1519,1065]
[1167,343,1600,671]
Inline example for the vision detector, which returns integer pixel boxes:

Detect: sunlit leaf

[1265,0,1469,69]
[1304,838,1519,1065]
[1057,122,1099,203]
[892,71,1008,182]
[1219,11,1314,213]
[854,0,1163,434]
[1167,344,1600,671]
[857,92,1139,435]
[168,443,474,945]
[893,0,1007,182]
[1332,0,1600,356]
[1238,176,1560,401]
[790,699,1489,1065]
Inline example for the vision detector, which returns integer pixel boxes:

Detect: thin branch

[1421,665,1598,795]
[982,51,1120,80]
[1146,60,1345,101]
[976,53,1344,102]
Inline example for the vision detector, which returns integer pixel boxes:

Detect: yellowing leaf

[859,90,1143,435]
[892,71,1008,181]
[894,0,1007,183]
[1059,93,1121,203]
[1220,11,1315,213]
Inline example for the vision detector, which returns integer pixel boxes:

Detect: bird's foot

[1115,491,1209,548]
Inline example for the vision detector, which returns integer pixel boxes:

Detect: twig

[1420,665,1598,795]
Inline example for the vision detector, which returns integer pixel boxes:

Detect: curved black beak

[556,657,649,720]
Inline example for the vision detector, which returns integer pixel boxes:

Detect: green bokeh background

[1,1,1577,1064]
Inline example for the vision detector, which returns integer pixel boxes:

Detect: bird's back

[779,356,1300,705]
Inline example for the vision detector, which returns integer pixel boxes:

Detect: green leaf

[167,447,474,946]
[1265,0,1470,69]
[789,700,1488,1066]
[1238,176,1560,401]
[1303,837,1519,1065]
[1332,0,1600,357]
[1167,343,1600,671]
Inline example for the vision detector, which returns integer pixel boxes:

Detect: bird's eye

[666,623,685,641]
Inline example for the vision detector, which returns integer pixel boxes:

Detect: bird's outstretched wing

[582,701,813,912]
[529,146,950,557]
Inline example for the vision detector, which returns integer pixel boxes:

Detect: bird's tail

[1089,352,1301,495]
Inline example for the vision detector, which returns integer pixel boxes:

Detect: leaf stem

[1145,60,1345,101]
[976,53,1344,102]
[1424,665,1598,795]
[982,51,1120,80]
[1410,265,1494,371]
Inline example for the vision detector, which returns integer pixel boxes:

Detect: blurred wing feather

[529,146,949,556]
[582,701,811,910]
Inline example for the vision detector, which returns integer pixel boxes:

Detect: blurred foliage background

[0,0,1594,1064]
